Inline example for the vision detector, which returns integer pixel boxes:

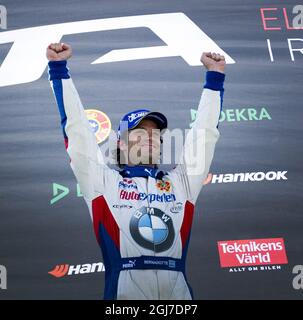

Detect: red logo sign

[217,238,288,268]
[156,180,171,192]
[48,264,69,278]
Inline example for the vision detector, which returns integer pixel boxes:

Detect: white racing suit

[48,61,225,300]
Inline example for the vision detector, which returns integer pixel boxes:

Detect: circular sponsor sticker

[85,109,111,144]
[130,206,175,252]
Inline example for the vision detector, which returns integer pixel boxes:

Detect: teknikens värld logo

[130,206,175,252]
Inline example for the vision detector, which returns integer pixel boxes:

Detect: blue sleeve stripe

[204,71,225,91]
[217,90,224,129]
[48,60,70,80]
[203,71,225,129]
[52,79,68,139]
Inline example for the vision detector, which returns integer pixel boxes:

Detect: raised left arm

[168,52,226,204]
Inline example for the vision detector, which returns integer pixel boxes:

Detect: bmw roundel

[129,206,175,252]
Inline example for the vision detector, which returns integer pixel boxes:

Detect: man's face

[120,119,162,166]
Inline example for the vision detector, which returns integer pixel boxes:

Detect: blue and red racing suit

[48,60,225,300]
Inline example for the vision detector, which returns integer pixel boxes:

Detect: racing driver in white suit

[46,42,226,300]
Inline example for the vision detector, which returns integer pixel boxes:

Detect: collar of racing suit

[119,165,166,180]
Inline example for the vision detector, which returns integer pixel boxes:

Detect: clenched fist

[46,43,72,61]
[201,52,225,74]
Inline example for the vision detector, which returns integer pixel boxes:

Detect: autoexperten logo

[120,190,176,203]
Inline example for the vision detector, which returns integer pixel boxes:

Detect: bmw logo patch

[129,207,175,252]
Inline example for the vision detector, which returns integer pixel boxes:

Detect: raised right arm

[47,43,111,201]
